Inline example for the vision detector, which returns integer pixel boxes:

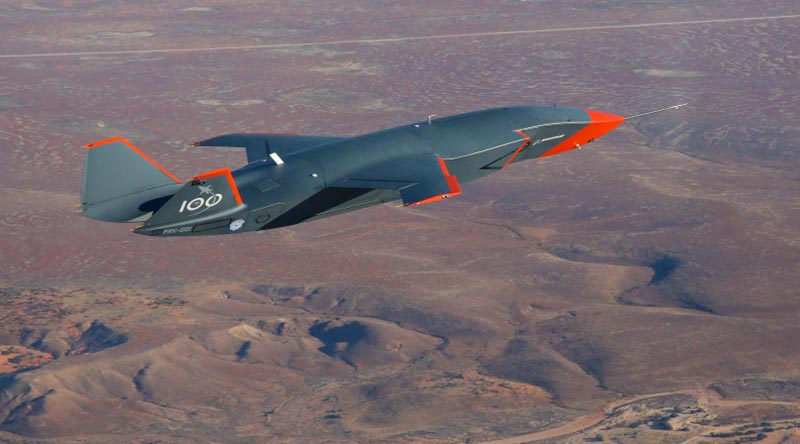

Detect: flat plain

[1,1,799,443]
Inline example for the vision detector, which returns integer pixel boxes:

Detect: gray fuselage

[133,105,621,236]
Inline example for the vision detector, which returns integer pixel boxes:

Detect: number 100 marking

[179,194,223,213]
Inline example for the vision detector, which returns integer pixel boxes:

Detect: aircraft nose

[584,109,625,141]
[538,109,625,158]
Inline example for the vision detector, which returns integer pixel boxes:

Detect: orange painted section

[227,174,244,206]
[194,168,231,180]
[538,109,625,158]
[410,195,444,206]
[406,157,462,206]
[84,136,182,183]
[502,129,533,169]
[438,156,462,196]
[193,168,243,205]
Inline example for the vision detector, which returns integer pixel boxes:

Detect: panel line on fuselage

[533,134,566,145]
[517,120,591,131]
[443,138,525,161]
[441,120,591,162]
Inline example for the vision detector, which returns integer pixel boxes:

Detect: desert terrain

[1,1,799,443]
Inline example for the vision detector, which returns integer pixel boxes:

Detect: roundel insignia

[229,219,245,232]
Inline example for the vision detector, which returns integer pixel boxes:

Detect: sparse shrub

[0,347,15,355]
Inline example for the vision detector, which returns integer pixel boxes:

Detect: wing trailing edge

[334,154,462,207]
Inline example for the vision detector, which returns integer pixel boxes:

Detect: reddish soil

[0,1,798,443]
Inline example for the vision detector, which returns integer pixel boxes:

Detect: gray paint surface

[81,106,618,236]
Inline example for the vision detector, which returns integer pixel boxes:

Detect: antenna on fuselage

[428,114,437,125]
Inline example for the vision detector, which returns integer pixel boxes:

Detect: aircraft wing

[334,154,462,206]
[191,133,344,164]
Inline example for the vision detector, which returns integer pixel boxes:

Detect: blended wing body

[80,104,681,236]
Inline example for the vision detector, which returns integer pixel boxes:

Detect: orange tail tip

[193,168,243,205]
[83,136,181,183]
[81,137,184,222]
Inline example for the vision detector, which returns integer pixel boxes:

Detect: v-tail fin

[81,137,183,222]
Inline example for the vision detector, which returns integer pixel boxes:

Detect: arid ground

[1,1,799,443]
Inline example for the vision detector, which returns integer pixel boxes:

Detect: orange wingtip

[439,157,462,196]
[193,168,243,205]
[83,136,181,183]
[84,136,127,150]
[405,157,462,207]
[407,193,456,206]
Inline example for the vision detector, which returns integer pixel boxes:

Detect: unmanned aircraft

[80,104,684,236]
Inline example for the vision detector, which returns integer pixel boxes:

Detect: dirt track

[478,388,800,444]
[478,391,690,444]
[1,14,799,59]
